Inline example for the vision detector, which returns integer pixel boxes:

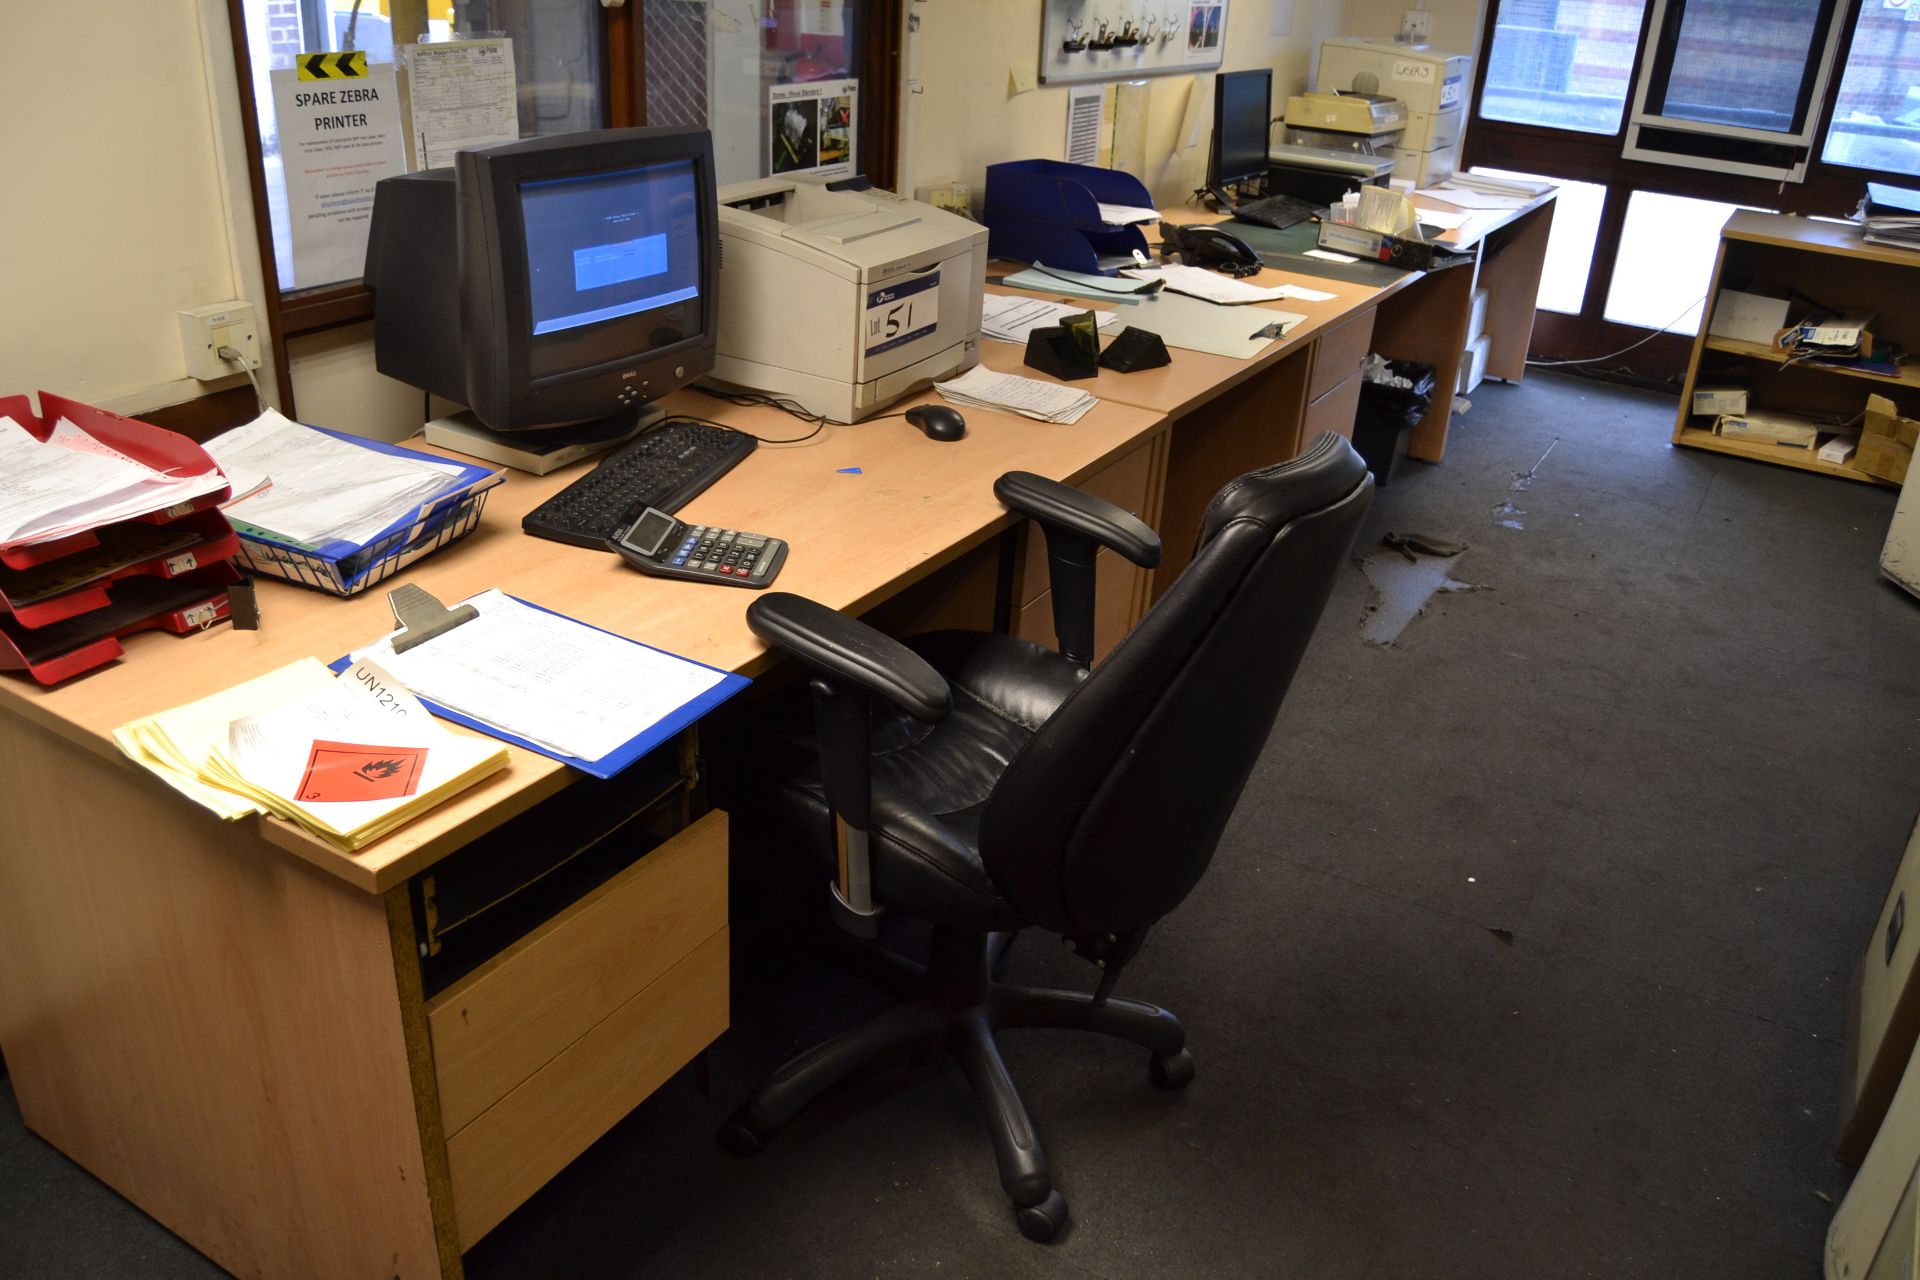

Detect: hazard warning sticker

[297,740,427,804]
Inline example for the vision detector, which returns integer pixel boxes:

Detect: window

[1823,0,1920,178]
[238,0,603,295]
[1602,191,1757,335]
[1477,169,1609,315]
[1480,0,1650,135]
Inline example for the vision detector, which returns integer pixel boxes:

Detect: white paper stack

[980,295,1116,344]
[934,366,1098,425]
[0,415,229,550]
[207,410,473,549]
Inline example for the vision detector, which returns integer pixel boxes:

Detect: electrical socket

[179,302,262,381]
[1401,8,1430,41]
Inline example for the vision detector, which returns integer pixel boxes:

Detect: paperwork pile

[115,657,509,851]
[981,295,1116,344]
[0,415,228,551]
[207,410,477,550]
[934,366,1098,424]
[352,589,739,769]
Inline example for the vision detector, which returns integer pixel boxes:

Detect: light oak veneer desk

[0,199,1552,1274]
[981,190,1553,593]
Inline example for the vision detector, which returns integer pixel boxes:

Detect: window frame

[222,0,903,417]
[1463,0,1920,374]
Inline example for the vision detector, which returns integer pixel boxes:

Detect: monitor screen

[1214,69,1273,189]
[521,160,702,338]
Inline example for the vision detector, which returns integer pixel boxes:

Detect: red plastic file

[0,562,241,685]
[0,392,232,569]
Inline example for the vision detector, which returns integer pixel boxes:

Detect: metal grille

[646,1,710,128]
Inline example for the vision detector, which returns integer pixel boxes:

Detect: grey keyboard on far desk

[1230,194,1322,231]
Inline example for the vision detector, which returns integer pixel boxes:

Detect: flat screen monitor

[1211,69,1274,192]
[367,126,718,438]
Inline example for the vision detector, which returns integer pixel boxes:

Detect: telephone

[1159,224,1263,278]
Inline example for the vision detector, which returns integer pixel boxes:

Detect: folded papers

[115,656,508,850]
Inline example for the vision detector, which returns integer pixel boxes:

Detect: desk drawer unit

[1307,310,1375,403]
[425,810,729,1247]
[1303,368,1364,443]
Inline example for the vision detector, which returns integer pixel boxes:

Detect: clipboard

[329,587,751,780]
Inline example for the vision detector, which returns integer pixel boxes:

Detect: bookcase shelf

[1676,211,1910,489]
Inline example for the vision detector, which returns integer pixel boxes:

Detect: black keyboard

[522,419,757,549]
[1231,194,1322,231]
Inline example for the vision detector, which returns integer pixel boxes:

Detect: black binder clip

[1023,308,1102,381]
[1098,326,1171,373]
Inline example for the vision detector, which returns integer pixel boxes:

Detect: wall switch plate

[1401,8,1430,41]
[179,302,261,381]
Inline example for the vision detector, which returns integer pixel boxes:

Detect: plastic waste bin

[1352,356,1435,487]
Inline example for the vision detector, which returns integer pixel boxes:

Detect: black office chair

[718,432,1373,1241]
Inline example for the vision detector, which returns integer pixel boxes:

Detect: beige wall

[0,0,269,415]
[1339,0,1490,67]
[900,0,1347,209]
[10,0,1452,438]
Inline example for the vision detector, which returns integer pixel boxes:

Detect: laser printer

[709,176,988,423]
[1316,39,1473,187]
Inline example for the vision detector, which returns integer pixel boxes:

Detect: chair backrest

[977,432,1373,939]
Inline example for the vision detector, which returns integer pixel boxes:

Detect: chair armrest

[995,471,1163,668]
[746,593,950,723]
[994,471,1162,569]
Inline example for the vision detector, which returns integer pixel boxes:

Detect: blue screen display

[520,160,701,337]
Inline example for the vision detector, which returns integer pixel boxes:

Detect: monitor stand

[422,405,664,476]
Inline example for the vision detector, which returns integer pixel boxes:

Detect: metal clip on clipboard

[387,584,478,654]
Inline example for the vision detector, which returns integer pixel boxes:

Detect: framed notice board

[1039,0,1233,85]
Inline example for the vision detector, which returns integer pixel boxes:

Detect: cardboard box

[1841,808,1920,1167]
[1693,386,1749,416]
[1862,395,1919,486]
[1457,333,1491,395]
[1707,288,1792,344]
[1822,434,1862,465]
[1716,410,1820,449]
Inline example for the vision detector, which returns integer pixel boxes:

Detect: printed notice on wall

[1065,84,1104,165]
[1185,2,1226,62]
[270,54,407,290]
[768,78,857,178]
[404,39,520,171]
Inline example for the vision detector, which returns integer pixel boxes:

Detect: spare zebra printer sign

[270,51,407,289]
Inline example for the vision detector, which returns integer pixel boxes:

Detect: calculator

[611,507,788,588]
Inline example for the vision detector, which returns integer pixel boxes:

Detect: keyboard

[522,418,758,549]
[1230,194,1323,231]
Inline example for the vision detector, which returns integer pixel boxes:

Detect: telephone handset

[1159,224,1263,278]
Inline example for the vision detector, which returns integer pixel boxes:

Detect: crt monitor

[366,126,718,438]
[1210,69,1274,195]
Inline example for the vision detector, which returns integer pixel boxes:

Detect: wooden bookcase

[1674,210,1910,487]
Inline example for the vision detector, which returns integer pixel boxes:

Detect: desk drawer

[1303,368,1364,443]
[445,928,729,1248]
[1307,311,1375,402]
[427,810,727,1138]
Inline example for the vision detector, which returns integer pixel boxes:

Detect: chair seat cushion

[739,630,1084,934]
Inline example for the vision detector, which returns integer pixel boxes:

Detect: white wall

[900,0,1346,209]
[0,1,270,415]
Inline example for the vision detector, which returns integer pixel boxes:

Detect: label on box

[165,552,198,575]
[1692,387,1748,415]
[864,272,940,358]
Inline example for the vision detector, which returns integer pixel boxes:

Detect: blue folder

[331,594,750,780]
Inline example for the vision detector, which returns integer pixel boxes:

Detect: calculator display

[621,508,678,556]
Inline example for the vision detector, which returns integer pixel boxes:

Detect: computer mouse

[905,404,967,442]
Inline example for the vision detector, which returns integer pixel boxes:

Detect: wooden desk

[1153,191,1556,464]
[0,388,1167,1278]
[982,235,1410,593]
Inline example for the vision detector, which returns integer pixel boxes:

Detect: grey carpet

[3,371,1915,1277]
